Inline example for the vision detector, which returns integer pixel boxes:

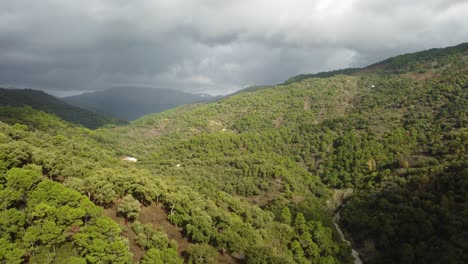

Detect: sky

[0,0,467,96]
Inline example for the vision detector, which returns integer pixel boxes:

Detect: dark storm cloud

[0,0,467,95]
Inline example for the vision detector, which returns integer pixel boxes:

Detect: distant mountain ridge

[0,88,123,129]
[0,42,466,264]
[64,87,219,121]
[103,42,467,263]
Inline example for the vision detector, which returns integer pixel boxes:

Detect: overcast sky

[0,0,467,96]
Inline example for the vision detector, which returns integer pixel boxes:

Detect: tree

[132,221,172,250]
[186,209,213,243]
[6,168,41,193]
[245,245,295,264]
[188,244,218,264]
[62,256,87,264]
[290,240,308,264]
[140,248,182,264]
[117,194,141,220]
[280,207,292,225]
[299,232,320,259]
[294,212,307,234]
[73,217,132,263]
[23,220,65,253]
[0,238,24,264]
[0,208,26,239]
[85,176,116,206]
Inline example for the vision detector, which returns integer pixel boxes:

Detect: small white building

[123,156,137,162]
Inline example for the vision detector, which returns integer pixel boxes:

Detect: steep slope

[227,85,274,96]
[101,43,467,263]
[0,88,123,129]
[283,68,360,85]
[284,42,468,85]
[365,42,468,74]
[0,108,188,263]
[0,43,466,264]
[0,110,134,263]
[64,87,218,121]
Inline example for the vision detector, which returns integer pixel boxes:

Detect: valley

[333,209,362,264]
[0,43,466,264]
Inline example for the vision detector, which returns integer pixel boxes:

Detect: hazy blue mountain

[63,87,218,121]
[0,42,466,264]
[0,88,123,129]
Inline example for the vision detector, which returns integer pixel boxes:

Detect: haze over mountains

[0,88,123,129]
[1,1,467,263]
[91,43,468,264]
[0,43,466,264]
[64,87,219,121]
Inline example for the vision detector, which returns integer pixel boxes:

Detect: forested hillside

[0,43,466,264]
[0,88,123,129]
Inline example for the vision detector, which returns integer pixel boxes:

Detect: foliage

[140,248,181,264]
[188,244,218,264]
[284,68,360,85]
[0,42,466,263]
[117,194,141,220]
[0,168,132,263]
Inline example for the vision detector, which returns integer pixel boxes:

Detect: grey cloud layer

[0,0,467,95]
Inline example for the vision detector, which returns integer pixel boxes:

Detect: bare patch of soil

[138,203,190,255]
[218,252,241,264]
[274,113,284,128]
[406,71,436,81]
[244,179,283,207]
[106,201,240,263]
[139,203,240,264]
[103,204,145,262]
[304,99,311,110]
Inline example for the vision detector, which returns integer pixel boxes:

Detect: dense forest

[0,43,466,263]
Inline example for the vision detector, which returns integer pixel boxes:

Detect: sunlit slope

[284,42,468,84]
[0,43,465,263]
[100,43,467,263]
